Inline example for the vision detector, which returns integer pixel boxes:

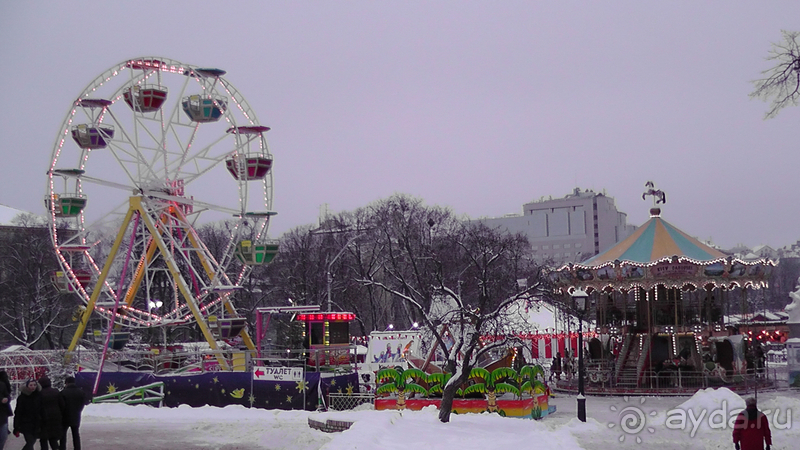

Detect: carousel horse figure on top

[642,181,666,204]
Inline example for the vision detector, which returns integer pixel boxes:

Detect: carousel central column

[572,289,588,422]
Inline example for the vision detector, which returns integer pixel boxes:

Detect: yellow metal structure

[68,196,256,369]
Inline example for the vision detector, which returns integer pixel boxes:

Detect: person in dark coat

[733,397,772,450]
[0,371,12,449]
[59,376,87,450]
[13,379,41,450]
[38,376,65,450]
[551,352,562,380]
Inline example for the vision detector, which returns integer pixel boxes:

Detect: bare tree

[0,214,72,348]
[750,30,800,118]
[357,195,550,422]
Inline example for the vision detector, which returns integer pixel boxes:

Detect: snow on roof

[0,204,29,225]
[750,311,786,322]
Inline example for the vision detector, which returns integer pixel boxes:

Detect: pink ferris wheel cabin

[225,125,273,180]
[124,85,168,113]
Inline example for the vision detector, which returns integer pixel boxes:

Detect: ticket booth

[295,312,356,367]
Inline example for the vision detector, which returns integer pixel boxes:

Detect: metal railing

[558,363,779,393]
[328,393,374,411]
[92,381,165,406]
[67,347,254,375]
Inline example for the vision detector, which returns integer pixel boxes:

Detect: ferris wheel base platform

[76,369,359,411]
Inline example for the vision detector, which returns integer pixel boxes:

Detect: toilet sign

[253,366,303,381]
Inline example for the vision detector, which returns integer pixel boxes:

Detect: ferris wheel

[46,57,278,355]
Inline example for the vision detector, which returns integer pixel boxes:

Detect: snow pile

[320,405,584,450]
[675,387,746,415]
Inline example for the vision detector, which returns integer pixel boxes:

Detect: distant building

[477,188,636,264]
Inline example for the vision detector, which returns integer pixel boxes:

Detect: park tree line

[4,192,800,349]
[234,194,551,421]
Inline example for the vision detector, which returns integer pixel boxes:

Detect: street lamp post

[572,288,588,422]
[326,232,366,312]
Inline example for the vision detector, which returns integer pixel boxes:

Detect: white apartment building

[478,188,636,264]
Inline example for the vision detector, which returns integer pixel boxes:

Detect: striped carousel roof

[581,212,727,267]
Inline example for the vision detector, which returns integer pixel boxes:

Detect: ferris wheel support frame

[67,196,258,368]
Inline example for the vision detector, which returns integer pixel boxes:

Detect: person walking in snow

[0,371,13,449]
[13,379,41,450]
[733,397,772,450]
[59,376,87,450]
[38,376,65,450]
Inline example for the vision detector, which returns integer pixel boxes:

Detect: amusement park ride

[36,57,361,410]
[45,57,277,369]
[550,182,777,394]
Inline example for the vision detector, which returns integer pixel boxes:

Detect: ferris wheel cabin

[70,124,114,149]
[50,269,92,294]
[92,329,130,351]
[181,95,227,122]
[225,125,273,180]
[44,193,87,217]
[46,169,87,216]
[234,240,279,265]
[123,85,168,113]
[207,315,248,340]
[225,156,273,180]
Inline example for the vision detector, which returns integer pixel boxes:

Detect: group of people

[0,372,87,450]
[549,351,576,381]
[550,350,575,381]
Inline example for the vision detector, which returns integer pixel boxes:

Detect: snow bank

[69,391,800,450]
[84,402,306,422]
[320,405,585,450]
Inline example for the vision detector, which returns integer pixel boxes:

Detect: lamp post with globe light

[572,288,588,422]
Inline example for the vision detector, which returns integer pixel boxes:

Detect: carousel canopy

[582,212,727,267]
[554,207,773,291]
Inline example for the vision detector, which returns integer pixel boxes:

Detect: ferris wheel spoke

[165,122,201,177]
[167,131,231,183]
[102,109,163,184]
[75,174,137,193]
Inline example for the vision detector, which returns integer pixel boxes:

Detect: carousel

[551,183,774,394]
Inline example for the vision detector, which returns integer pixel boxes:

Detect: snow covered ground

[12,388,798,449]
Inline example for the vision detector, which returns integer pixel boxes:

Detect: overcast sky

[1,1,798,250]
